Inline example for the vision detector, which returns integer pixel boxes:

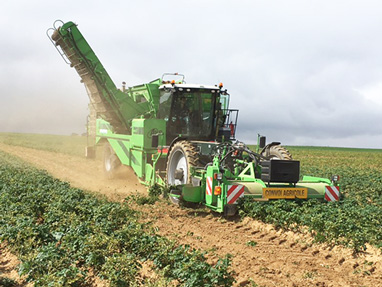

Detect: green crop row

[240,147,382,252]
[239,198,382,252]
[0,151,234,287]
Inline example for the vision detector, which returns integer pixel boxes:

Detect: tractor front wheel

[166,141,199,186]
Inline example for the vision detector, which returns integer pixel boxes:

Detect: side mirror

[259,136,266,149]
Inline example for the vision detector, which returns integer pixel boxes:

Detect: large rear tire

[263,145,292,160]
[166,141,199,186]
[103,142,121,179]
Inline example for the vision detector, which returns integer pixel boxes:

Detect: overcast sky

[1,0,382,148]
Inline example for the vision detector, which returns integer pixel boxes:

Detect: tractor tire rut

[1,143,381,287]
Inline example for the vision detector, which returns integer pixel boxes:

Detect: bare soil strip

[0,243,32,287]
[1,143,381,287]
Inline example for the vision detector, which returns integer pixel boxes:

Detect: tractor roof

[159,83,220,91]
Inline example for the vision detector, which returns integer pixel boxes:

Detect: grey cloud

[1,0,382,148]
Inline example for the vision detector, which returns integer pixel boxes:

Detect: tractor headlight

[214,186,222,195]
[331,175,340,184]
[214,173,223,180]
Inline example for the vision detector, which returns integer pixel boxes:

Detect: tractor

[48,20,340,216]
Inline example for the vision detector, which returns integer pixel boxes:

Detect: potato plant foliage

[241,147,382,252]
[0,151,234,287]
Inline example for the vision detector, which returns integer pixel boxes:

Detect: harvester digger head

[170,139,340,216]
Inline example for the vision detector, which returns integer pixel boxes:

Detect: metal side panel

[106,138,132,167]
[130,149,144,179]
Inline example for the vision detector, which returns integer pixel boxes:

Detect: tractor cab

[158,76,238,145]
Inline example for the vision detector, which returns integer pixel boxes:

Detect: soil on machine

[1,143,381,287]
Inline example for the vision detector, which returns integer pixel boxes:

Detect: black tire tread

[166,140,200,184]
[268,145,293,160]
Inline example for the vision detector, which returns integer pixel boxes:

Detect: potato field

[241,146,382,252]
[0,133,381,287]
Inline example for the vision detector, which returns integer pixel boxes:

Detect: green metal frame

[51,21,161,130]
[96,118,167,186]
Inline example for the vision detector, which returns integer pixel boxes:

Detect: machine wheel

[166,141,199,186]
[103,142,121,179]
[264,145,292,160]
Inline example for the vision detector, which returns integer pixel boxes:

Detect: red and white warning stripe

[325,186,340,201]
[227,185,245,204]
[206,176,212,196]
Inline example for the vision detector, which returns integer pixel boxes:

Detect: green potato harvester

[48,20,340,216]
